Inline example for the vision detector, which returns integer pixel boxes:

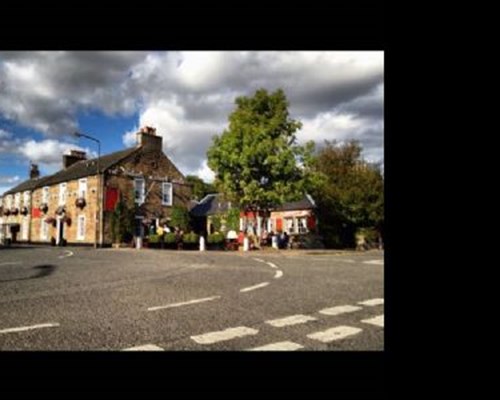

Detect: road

[0,246,384,351]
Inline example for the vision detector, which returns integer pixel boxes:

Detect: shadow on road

[0,264,57,282]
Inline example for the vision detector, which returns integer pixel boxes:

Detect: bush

[207,232,225,244]
[148,234,162,244]
[183,232,199,244]
[164,232,177,244]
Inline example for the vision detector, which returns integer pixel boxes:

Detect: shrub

[183,232,199,244]
[164,232,177,244]
[148,234,161,244]
[207,232,225,244]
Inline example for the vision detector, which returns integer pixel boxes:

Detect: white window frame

[23,191,31,206]
[6,195,12,209]
[297,216,308,234]
[78,178,87,199]
[14,193,20,208]
[161,182,173,206]
[22,217,29,240]
[285,217,295,234]
[41,219,48,240]
[59,183,67,205]
[42,187,49,203]
[77,215,85,240]
[135,178,145,205]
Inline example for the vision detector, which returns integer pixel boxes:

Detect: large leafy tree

[310,140,384,248]
[207,88,315,222]
[185,175,215,201]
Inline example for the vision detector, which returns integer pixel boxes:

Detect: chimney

[29,163,40,179]
[136,126,162,152]
[63,150,87,168]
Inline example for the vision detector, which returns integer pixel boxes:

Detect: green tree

[310,140,384,248]
[185,175,215,201]
[170,205,190,231]
[207,88,315,233]
[111,199,135,244]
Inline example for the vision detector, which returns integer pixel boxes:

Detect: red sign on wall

[105,188,119,211]
[32,207,41,218]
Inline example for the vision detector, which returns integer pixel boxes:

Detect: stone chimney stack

[63,150,87,169]
[29,163,40,179]
[136,126,162,152]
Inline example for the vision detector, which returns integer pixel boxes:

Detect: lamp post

[74,132,101,249]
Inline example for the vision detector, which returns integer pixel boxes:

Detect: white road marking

[58,250,74,259]
[274,270,283,279]
[253,258,265,263]
[266,262,278,269]
[0,323,60,334]
[240,282,270,292]
[191,326,259,345]
[319,305,362,316]
[265,314,317,327]
[147,296,221,311]
[361,315,384,327]
[0,261,21,266]
[363,259,383,265]
[307,326,362,343]
[358,298,384,306]
[123,344,164,351]
[249,341,304,351]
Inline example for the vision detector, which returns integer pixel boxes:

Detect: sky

[0,51,384,195]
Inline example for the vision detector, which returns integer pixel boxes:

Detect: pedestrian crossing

[121,297,384,351]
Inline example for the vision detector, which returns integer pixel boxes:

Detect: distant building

[0,127,192,246]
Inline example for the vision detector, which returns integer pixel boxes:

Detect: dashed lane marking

[253,258,265,263]
[58,250,74,259]
[147,296,221,311]
[123,344,164,351]
[361,315,384,327]
[191,326,259,345]
[307,326,362,343]
[248,341,304,351]
[319,305,363,316]
[266,262,278,269]
[240,282,270,292]
[358,298,384,306]
[265,314,317,327]
[0,323,60,334]
[274,270,283,279]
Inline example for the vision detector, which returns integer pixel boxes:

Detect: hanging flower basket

[62,215,72,226]
[11,207,19,215]
[75,197,86,208]
[20,206,29,216]
[45,216,56,225]
[3,208,10,216]
[55,206,65,215]
[40,203,48,213]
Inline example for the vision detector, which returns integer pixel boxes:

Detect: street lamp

[74,132,101,249]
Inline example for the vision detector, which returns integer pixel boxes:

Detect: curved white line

[266,262,278,269]
[58,250,74,259]
[274,270,283,279]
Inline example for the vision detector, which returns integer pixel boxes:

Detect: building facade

[0,127,192,246]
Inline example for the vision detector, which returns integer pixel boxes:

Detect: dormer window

[135,178,145,204]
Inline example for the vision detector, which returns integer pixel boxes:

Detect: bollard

[272,235,278,249]
[136,236,142,249]
[199,235,206,251]
[243,237,250,251]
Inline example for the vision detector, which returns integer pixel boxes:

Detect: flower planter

[75,198,86,209]
[40,203,48,213]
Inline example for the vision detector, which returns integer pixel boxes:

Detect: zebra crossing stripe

[191,326,259,345]
[319,305,362,316]
[361,315,384,327]
[358,298,384,306]
[265,314,317,327]
[249,341,304,351]
[307,326,362,343]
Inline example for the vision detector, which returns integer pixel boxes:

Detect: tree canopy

[207,88,315,215]
[185,175,215,201]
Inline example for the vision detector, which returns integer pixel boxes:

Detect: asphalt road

[0,246,384,351]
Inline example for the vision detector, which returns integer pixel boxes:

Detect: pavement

[0,245,384,351]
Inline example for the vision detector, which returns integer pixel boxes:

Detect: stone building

[0,127,192,246]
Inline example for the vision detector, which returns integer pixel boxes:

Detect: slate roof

[190,193,316,217]
[2,147,139,196]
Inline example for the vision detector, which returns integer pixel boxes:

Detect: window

[14,193,20,208]
[77,215,85,240]
[285,217,295,234]
[297,216,308,234]
[135,178,145,204]
[162,182,173,206]
[42,187,49,203]
[59,183,67,205]
[6,195,12,209]
[78,178,87,199]
[41,219,49,240]
[22,218,29,240]
[23,191,30,206]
